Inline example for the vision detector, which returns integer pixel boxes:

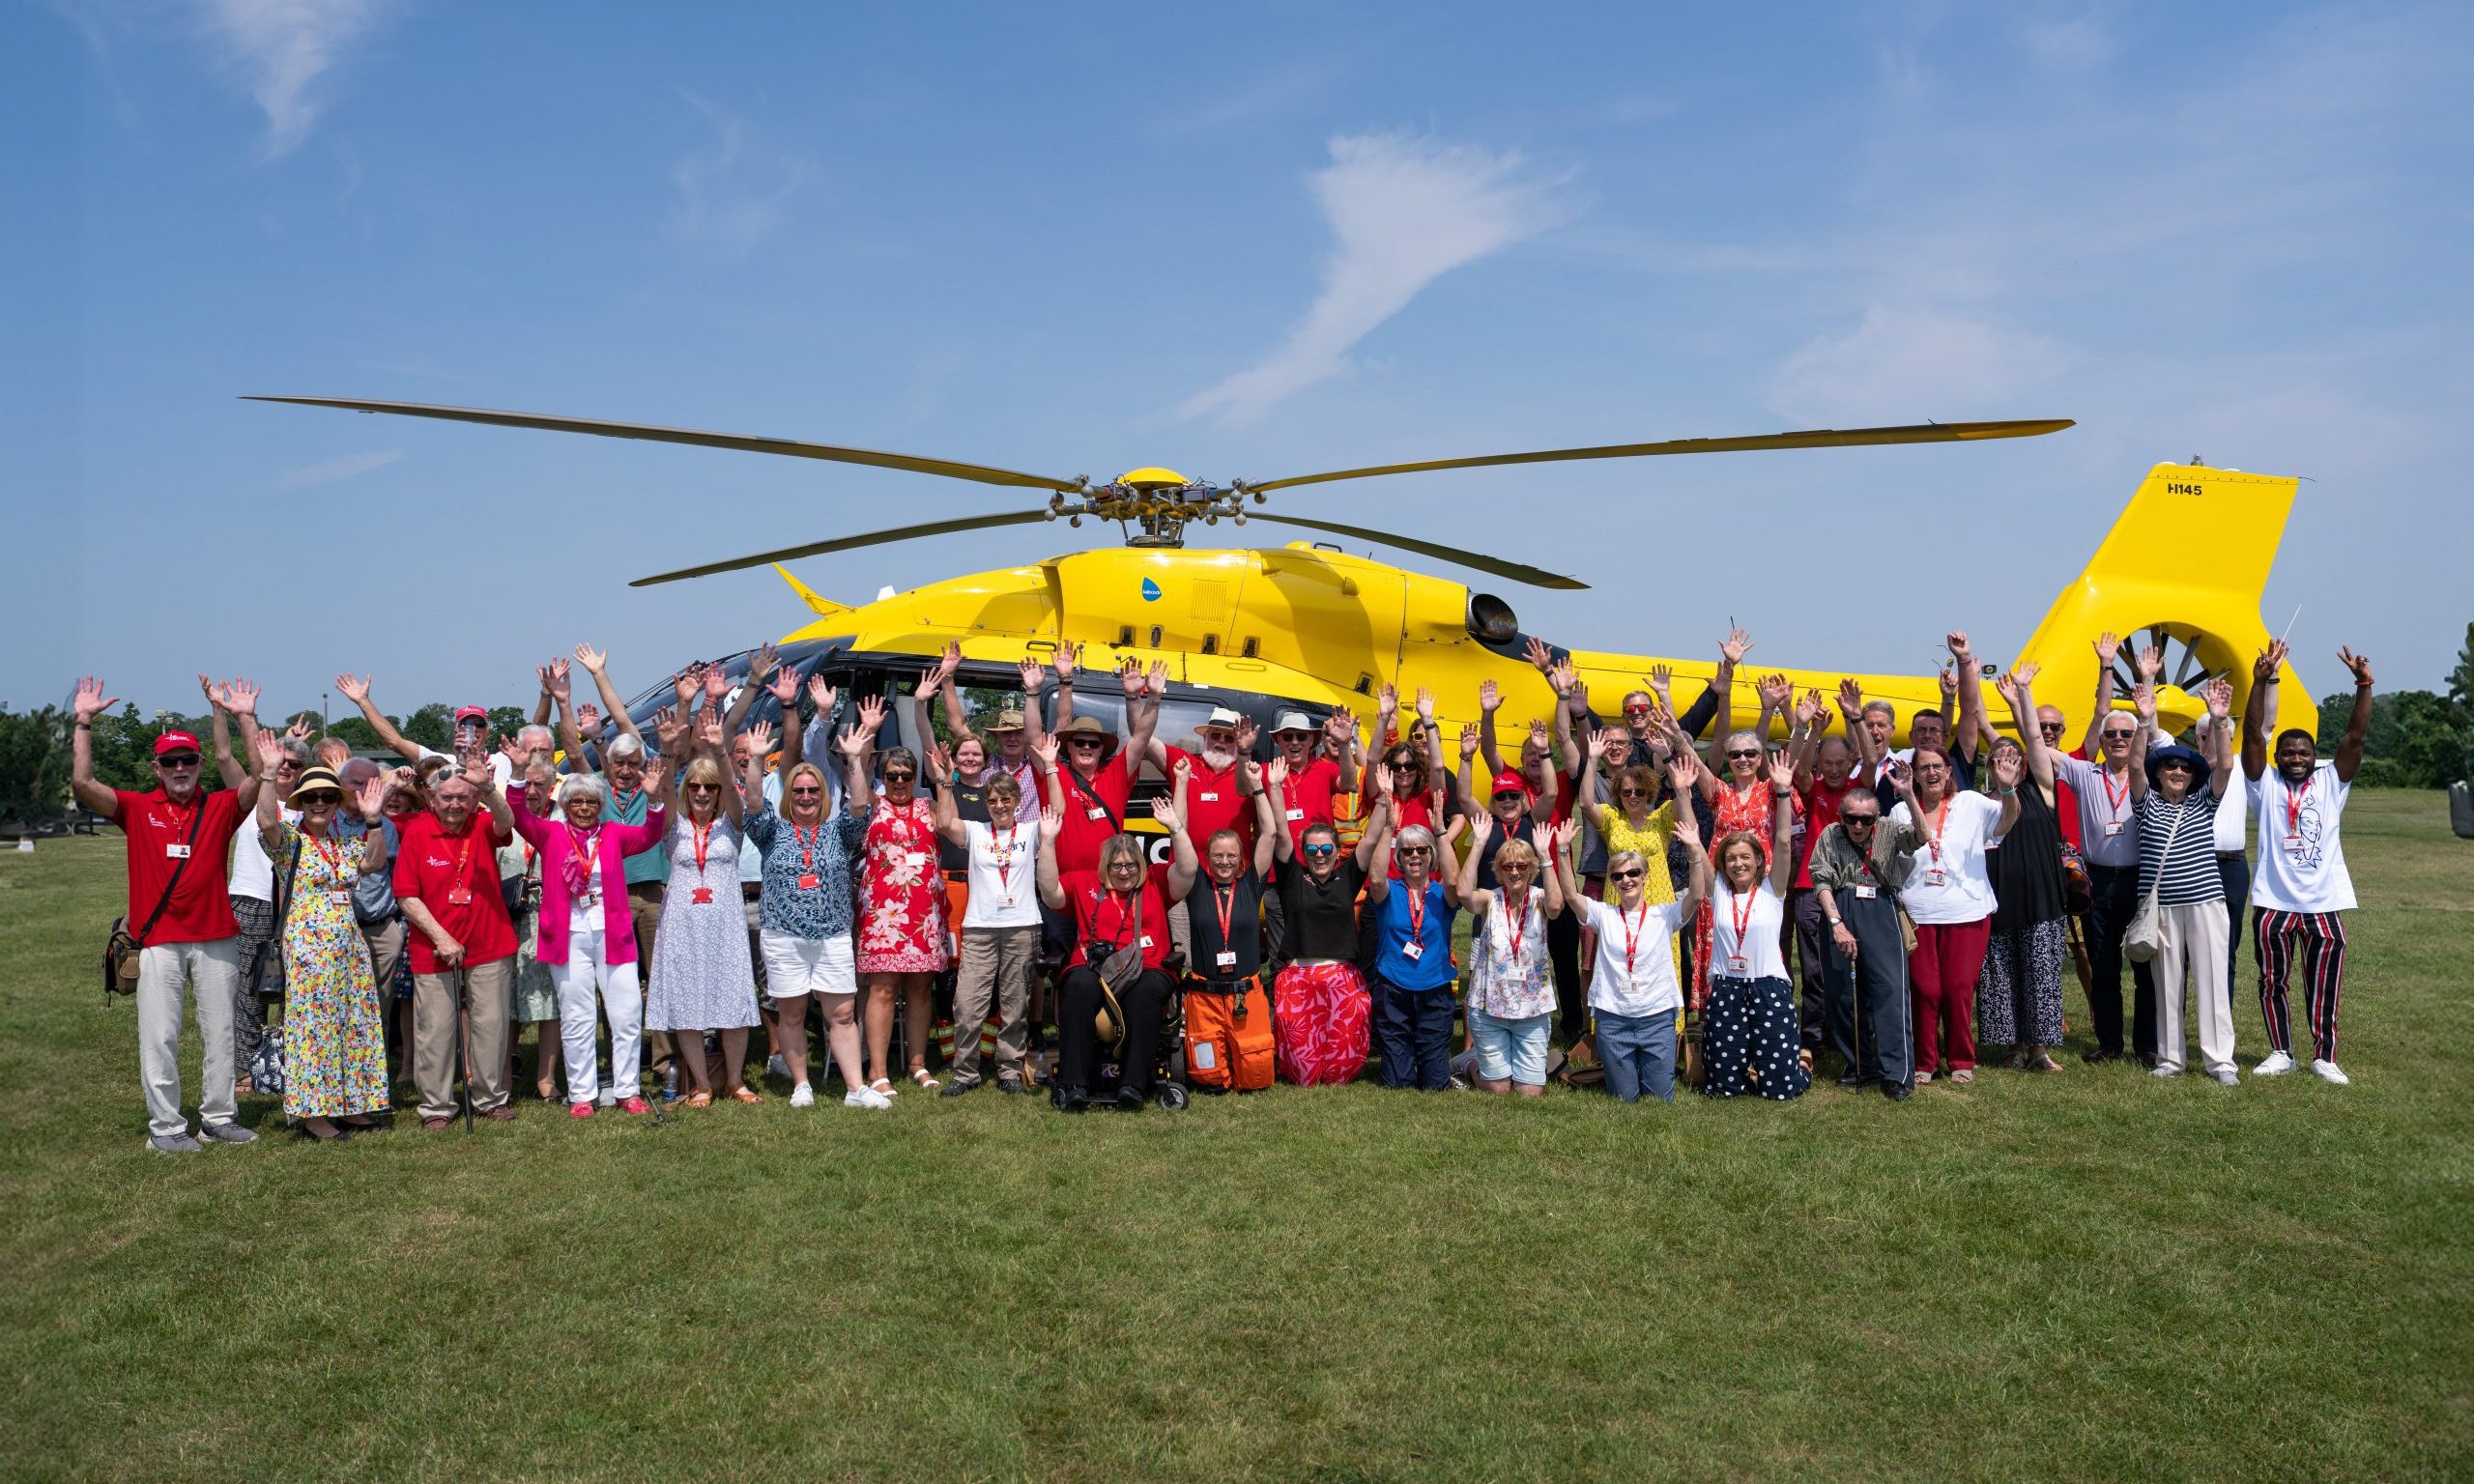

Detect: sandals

[729,1085,763,1104]
[2004,1052,2028,1070]
[870,1077,898,1098]
[2028,1051,2063,1072]
[685,1089,713,1109]
[1950,1069,1974,1084]
[1914,1070,1934,1085]
[909,1068,940,1091]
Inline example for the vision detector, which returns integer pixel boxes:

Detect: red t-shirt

[1276,756,1347,834]
[1052,756,1135,875]
[1797,777,1860,889]
[393,811,518,973]
[112,787,246,944]
[1166,746,1255,857]
[2056,748,2086,851]
[1061,869,1171,971]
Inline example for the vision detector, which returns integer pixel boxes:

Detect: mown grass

[2,792,2468,1482]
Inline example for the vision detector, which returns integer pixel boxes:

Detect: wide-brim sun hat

[1054,716,1119,762]
[287,766,346,805]
[2144,743,2212,791]
[1270,709,1316,736]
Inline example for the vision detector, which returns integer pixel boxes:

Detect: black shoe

[1114,1087,1146,1113]
[996,1078,1030,1096]
[1053,1085,1091,1114]
[2082,1047,2122,1065]
[1837,1071,1874,1089]
[938,1080,976,1099]
[1884,1083,1912,1101]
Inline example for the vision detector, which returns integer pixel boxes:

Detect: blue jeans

[1467,1006,1552,1086]
[1596,1010,1677,1103]
[1374,980,1455,1090]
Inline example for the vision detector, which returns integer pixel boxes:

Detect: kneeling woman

[1365,767,1464,1091]
[507,760,670,1115]
[1701,755,1811,1100]
[1035,757,1198,1111]
[1455,814,1571,1097]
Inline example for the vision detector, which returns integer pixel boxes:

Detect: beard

[1201,745,1237,771]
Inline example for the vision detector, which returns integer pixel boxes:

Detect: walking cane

[455,965,475,1132]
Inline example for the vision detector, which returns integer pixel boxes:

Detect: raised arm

[1454,723,1480,813]
[1034,793,1067,911]
[2127,681,2156,800]
[1546,661,1584,776]
[2333,646,2374,784]
[2241,641,2286,783]
[1988,745,2024,834]
[1705,628,1750,756]
[1948,631,1994,758]
[1765,756,1797,896]
[1048,640,1081,734]
[250,727,286,854]
[1671,811,1711,924]
[1326,707,1362,796]
[1352,764,1393,873]
[1249,759,1280,876]
[1129,660,1165,772]
[332,672,425,763]
[2082,630,2120,759]
[930,738,966,846]
[1540,818,1570,918]
[2201,678,2235,797]
[68,678,120,817]
[1158,759,1199,901]
[573,643,646,751]
[464,745,515,839]
[838,699,882,815]
[722,642,779,738]
[1477,680,1507,776]
[1996,664,2057,799]
[1456,812,1495,917]
[200,676,243,790]
[906,648,956,766]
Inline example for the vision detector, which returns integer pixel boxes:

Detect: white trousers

[137,937,242,1138]
[2153,899,2234,1075]
[554,926,642,1103]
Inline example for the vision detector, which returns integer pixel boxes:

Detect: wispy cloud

[192,0,391,159]
[668,91,810,258]
[1178,131,1574,425]
[275,447,401,489]
[1770,305,2073,424]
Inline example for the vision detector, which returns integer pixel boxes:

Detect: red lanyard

[1405,879,1427,943]
[1503,887,1528,960]
[991,823,1019,894]
[313,833,345,877]
[449,830,474,886]
[1100,888,1138,946]
[1213,881,1238,947]
[1920,797,1950,866]
[2100,766,2130,817]
[691,819,712,875]
[2285,776,2310,833]
[1728,885,1754,950]
[1620,900,1650,978]
[567,823,598,880]
[791,819,819,872]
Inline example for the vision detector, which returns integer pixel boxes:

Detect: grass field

[3,792,2469,1482]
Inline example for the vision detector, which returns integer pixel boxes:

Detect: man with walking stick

[395,744,520,1128]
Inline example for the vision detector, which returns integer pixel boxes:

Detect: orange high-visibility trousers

[1183,978,1276,1091]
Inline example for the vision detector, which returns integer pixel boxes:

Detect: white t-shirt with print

[960,819,1041,929]
[1887,791,2004,925]
[1581,898,1684,1018]
[2247,761,2355,913]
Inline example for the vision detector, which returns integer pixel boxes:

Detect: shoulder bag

[101,797,209,999]
[2121,801,2193,965]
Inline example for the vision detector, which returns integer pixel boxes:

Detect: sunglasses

[297,790,342,805]
[1617,785,1650,797]
[1396,845,1432,857]
[686,782,721,793]
[1624,704,1654,714]
[1726,748,1761,759]
[1842,814,1878,826]
[789,785,822,797]
[2037,722,2066,734]
[1067,738,1105,749]
[1609,868,1646,882]
[1303,843,1337,857]
[881,771,916,783]
[158,755,201,767]
[2158,759,2194,771]
[2101,728,2137,740]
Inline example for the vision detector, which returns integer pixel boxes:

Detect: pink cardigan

[509,789,668,967]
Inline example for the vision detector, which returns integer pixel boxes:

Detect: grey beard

[1202,747,1237,771]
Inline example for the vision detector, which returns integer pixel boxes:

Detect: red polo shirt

[112,787,246,944]
[1165,745,1256,857]
[1052,756,1135,875]
[2056,747,2086,851]
[393,810,518,973]
[1277,755,1348,835]
[1796,776,1860,889]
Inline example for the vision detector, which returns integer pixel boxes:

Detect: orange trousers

[1183,978,1276,1091]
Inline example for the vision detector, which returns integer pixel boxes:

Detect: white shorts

[760,930,857,1001]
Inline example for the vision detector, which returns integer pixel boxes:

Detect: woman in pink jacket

[508,760,671,1116]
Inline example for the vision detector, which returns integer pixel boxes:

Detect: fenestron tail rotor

[246,395,2072,588]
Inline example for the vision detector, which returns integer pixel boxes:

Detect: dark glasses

[1303,843,1337,857]
[789,785,822,797]
[881,771,916,783]
[1395,845,1431,856]
[158,755,201,767]
[2101,728,2137,740]
[1726,748,1761,759]
[1609,868,1646,881]
[296,790,342,805]
[1841,813,1879,826]
[2037,722,2066,734]
[1067,738,1105,749]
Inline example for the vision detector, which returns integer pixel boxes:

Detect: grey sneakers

[148,1132,203,1153]
[199,1122,258,1144]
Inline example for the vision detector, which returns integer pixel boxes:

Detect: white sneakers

[2255,1051,2296,1076]
[2150,1065,2181,1078]
[2212,1069,2239,1087]
[2312,1059,2350,1085]
[789,1082,815,1108]
[843,1084,894,1110]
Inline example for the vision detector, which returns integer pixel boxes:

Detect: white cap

[1271,709,1315,735]
[1204,705,1246,729]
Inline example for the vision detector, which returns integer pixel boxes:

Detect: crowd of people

[70,622,2376,1150]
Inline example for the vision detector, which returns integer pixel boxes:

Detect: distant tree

[2449,621,2474,715]
[328,715,388,753]
[2318,688,2473,789]
[403,703,453,753]
[0,706,71,824]
[486,705,528,743]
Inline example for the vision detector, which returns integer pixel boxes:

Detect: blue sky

[8,1,2469,722]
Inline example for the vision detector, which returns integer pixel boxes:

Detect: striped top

[2135,792,2223,905]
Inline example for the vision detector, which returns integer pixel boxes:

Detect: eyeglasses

[1841,813,1879,827]
[2037,722,2066,734]
[1624,704,1654,715]
[1396,845,1431,857]
[158,755,201,768]
[1303,843,1337,857]
[2158,759,2193,771]
[881,771,916,783]
[1609,868,1646,881]
[2101,728,2137,741]
[297,790,342,806]
[1913,765,1948,777]
[789,785,822,797]
[1067,738,1105,749]
[686,782,721,793]
[1726,748,1761,759]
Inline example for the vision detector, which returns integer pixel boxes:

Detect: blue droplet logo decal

[1140,578,1162,602]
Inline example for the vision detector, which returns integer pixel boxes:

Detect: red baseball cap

[453,705,488,726]
[154,730,202,758]
[1490,768,1532,799]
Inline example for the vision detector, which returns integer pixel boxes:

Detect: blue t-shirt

[1372,877,1457,991]
[743,802,867,940]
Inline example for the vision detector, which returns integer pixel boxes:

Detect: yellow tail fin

[2016,463,2315,740]
[773,563,849,619]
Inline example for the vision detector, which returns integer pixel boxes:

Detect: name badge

[1920,870,1946,888]
[446,885,473,907]
[1086,806,1107,821]
[1285,808,1305,821]
[1199,791,1219,803]
[1139,934,1154,950]
[1726,955,1748,973]
[691,886,714,905]
[164,843,191,859]
[580,891,598,909]
[2282,834,2307,854]
[1854,885,1878,900]
[327,890,352,907]
[1216,950,1237,970]
[2102,822,2123,838]
[1401,939,1424,960]
[797,872,820,891]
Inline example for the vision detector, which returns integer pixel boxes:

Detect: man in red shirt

[1267,708,1358,835]
[1147,705,1262,860]
[71,677,266,1152]
[394,749,521,1127]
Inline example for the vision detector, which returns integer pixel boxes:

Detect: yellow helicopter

[248,396,2316,794]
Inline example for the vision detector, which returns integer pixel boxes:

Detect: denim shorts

[1467,1006,1553,1086]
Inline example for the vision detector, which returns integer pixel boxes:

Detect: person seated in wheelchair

[1035,763,1197,1112]
[1174,755,1280,1093]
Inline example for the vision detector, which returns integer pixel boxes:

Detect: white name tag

[2283,834,2307,853]
[1199,791,1220,803]
[1401,940,1424,960]
[164,843,191,859]
[1086,806,1107,821]
[327,890,352,907]
[1854,885,1878,900]
[1726,955,1748,973]
[1216,950,1237,970]
[1139,935,1154,950]
[1921,870,1947,887]
[1285,808,1305,821]
[2102,822,2123,838]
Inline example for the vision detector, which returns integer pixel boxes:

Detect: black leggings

[1056,964,1172,1098]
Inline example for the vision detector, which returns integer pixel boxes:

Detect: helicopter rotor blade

[1241,513,1587,590]
[1244,418,2075,495]
[631,509,1060,587]
[244,396,1085,494]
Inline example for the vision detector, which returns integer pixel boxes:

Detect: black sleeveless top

[1987,783,2066,931]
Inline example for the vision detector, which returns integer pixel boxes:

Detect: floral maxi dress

[859,797,949,974]
[274,823,389,1119]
